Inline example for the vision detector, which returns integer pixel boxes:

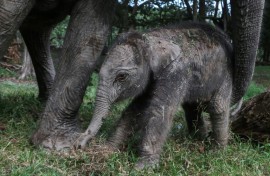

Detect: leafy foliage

[109,0,224,44]
[260,1,270,62]
[50,17,70,48]
[114,0,219,31]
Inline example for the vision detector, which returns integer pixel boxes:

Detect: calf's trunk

[85,83,113,138]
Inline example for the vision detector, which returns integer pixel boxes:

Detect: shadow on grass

[0,82,41,120]
[0,81,41,143]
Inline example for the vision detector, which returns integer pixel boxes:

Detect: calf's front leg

[135,78,184,169]
[106,94,149,150]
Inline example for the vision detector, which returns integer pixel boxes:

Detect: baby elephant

[75,22,233,169]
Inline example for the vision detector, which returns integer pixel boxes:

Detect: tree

[222,0,229,32]
[199,0,206,21]
[50,17,69,48]
[213,0,220,18]
[261,1,270,63]
[19,41,35,80]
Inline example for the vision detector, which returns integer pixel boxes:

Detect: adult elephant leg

[31,0,116,151]
[20,26,55,102]
[0,0,35,58]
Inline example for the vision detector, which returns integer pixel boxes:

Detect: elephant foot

[73,132,95,149]
[134,156,159,170]
[212,138,228,148]
[31,127,81,151]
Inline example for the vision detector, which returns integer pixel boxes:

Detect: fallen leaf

[198,145,205,153]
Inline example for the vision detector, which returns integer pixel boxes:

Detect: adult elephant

[0,0,115,150]
[0,0,265,150]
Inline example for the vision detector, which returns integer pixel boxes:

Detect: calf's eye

[115,73,128,82]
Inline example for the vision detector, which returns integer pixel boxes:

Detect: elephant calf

[75,22,233,169]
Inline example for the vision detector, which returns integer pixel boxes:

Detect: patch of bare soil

[55,140,119,174]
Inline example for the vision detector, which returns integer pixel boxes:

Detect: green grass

[0,66,270,175]
[0,68,17,78]
[244,82,266,100]
[253,66,270,88]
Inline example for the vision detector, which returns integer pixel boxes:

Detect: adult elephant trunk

[231,0,265,103]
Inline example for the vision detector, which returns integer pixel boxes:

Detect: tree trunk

[183,0,193,19]
[199,0,206,21]
[214,0,220,18]
[128,0,138,31]
[222,0,228,32]
[19,42,35,80]
[231,89,270,142]
[263,48,270,63]
[261,0,270,64]
[193,0,198,21]
[116,0,130,33]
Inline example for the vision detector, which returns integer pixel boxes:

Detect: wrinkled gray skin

[75,23,234,169]
[0,0,264,151]
[1,0,75,101]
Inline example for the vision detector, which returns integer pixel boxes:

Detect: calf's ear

[139,35,182,77]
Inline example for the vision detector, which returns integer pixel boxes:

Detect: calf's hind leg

[106,95,148,150]
[182,103,210,139]
[208,82,231,147]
